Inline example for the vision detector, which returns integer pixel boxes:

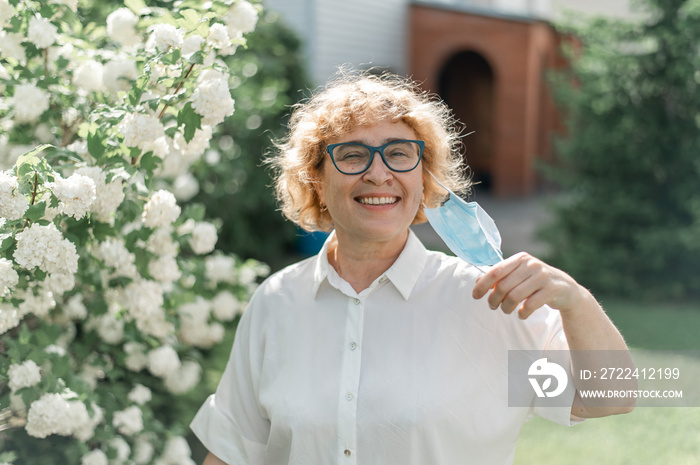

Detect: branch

[21,172,40,229]
[158,62,197,120]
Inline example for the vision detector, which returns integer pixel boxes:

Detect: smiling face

[315,120,424,249]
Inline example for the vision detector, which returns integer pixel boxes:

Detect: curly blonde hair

[268,70,470,232]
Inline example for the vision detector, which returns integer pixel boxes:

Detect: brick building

[263,0,635,196]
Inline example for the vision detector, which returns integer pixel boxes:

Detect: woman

[191,72,632,465]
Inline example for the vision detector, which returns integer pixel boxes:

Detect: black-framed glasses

[325,139,425,175]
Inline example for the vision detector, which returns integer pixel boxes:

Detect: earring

[320,203,327,213]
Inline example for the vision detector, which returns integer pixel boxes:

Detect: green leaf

[187,50,206,65]
[177,102,203,143]
[92,222,113,241]
[15,144,53,171]
[87,130,106,160]
[124,0,147,14]
[0,236,14,253]
[24,203,46,222]
[139,151,162,172]
[177,9,202,30]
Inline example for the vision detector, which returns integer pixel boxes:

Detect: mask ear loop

[423,170,488,275]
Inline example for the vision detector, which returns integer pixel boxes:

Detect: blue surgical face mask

[423,171,503,271]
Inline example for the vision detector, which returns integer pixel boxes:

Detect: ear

[311,172,325,205]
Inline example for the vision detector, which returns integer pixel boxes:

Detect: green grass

[514,299,700,464]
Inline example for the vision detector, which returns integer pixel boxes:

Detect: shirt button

[354,298,361,305]
[344,449,352,457]
[345,392,354,401]
[349,342,357,350]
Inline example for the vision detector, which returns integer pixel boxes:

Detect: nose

[362,150,393,185]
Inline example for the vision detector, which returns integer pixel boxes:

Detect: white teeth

[358,197,397,205]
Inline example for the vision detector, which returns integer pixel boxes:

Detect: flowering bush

[0,1,270,464]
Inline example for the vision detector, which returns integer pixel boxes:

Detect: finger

[517,289,549,319]
[472,252,529,299]
[496,273,543,314]
[487,267,532,311]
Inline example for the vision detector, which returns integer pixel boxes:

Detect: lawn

[514,299,700,464]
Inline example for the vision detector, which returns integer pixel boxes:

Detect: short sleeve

[190,293,270,464]
[532,306,585,427]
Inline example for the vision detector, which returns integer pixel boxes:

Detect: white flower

[149,255,181,283]
[109,436,131,463]
[179,320,224,349]
[0,32,26,64]
[27,15,57,49]
[164,360,201,395]
[0,0,14,27]
[0,171,29,220]
[211,290,242,321]
[174,125,213,158]
[44,272,75,296]
[12,84,50,124]
[89,312,124,345]
[189,222,218,254]
[94,238,137,277]
[8,360,41,392]
[181,34,204,58]
[224,0,258,37]
[18,286,56,319]
[13,223,78,275]
[124,342,149,372]
[58,0,78,12]
[34,123,54,143]
[118,112,166,150]
[1,304,22,334]
[73,60,105,92]
[75,167,125,224]
[103,58,138,93]
[172,173,199,201]
[66,399,92,440]
[124,280,172,339]
[113,405,143,436]
[205,254,236,284]
[149,24,182,51]
[128,384,152,405]
[207,23,230,49]
[74,401,103,441]
[25,393,71,438]
[134,438,155,464]
[25,391,89,439]
[142,190,180,228]
[44,344,66,356]
[190,72,235,126]
[50,173,97,219]
[81,449,108,465]
[146,227,178,257]
[0,257,18,294]
[107,8,140,47]
[160,436,195,465]
[148,345,181,378]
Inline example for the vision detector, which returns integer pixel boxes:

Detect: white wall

[264,0,408,85]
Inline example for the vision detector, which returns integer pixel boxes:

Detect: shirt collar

[312,229,428,301]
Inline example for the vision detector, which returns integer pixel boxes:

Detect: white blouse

[191,230,577,465]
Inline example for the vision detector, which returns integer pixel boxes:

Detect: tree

[0,1,272,463]
[544,0,700,298]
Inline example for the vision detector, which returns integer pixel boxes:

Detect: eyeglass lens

[331,141,421,174]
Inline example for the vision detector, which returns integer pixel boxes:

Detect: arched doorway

[438,51,495,190]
